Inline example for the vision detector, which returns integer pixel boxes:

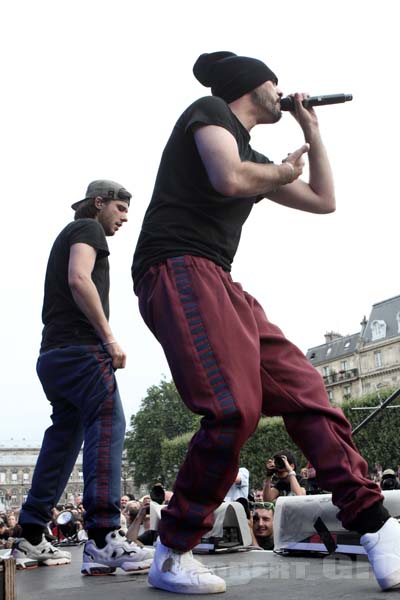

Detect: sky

[1,0,399,441]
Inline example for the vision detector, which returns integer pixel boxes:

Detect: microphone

[280,93,353,111]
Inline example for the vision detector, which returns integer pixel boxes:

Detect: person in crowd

[127,503,156,546]
[263,449,306,501]
[12,180,153,576]
[380,469,400,491]
[121,500,142,532]
[0,519,9,545]
[252,502,274,550]
[253,490,264,502]
[164,491,174,504]
[120,495,130,511]
[132,50,400,594]
[6,513,22,538]
[224,467,249,502]
[300,463,325,494]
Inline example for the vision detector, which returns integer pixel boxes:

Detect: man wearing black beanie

[132,52,399,594]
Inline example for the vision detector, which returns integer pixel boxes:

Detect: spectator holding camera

[263,449,306,502]
[380,469,400,491]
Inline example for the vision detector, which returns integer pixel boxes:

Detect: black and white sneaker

[12,535,71,568]
[81,529,154,575]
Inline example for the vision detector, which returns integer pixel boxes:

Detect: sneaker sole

[124,562,152,574]
[82,562,116,576]
[40,558,71,566]
[82,560,151,576]
[378,566,400,591]
[148,573,226,594]
[15,559,39,570]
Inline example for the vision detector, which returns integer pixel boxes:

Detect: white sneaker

[361,517,400,590]
[81,529,154,575]
[12,535,71,568]
[148,541,226,594]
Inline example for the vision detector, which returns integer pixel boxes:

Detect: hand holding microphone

[280,93,353,111]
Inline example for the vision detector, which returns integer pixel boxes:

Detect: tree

[160,388,400,490]
[125,378,200,488]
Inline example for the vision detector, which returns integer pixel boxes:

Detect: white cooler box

[274,491,400,556]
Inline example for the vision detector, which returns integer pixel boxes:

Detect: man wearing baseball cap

[133,52,400,593]
[13,180,153,575]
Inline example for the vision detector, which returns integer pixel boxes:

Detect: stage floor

[13,545,389,600]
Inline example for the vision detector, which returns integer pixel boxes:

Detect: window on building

[343,384,352,400]
[326,347,332,356]
[327,390,333,403]
[11,472,17,482]
[0,472,5,483]
[23,472,29,482]
[323,366,331,376]
[374,350,382,368]
[79,471,84,481]
[371,320,387,341]
[344,341,351,348]
[340,360,348,371]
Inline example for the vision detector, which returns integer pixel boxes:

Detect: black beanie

[193,51,278,103]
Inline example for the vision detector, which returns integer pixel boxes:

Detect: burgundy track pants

[137,255,383,551]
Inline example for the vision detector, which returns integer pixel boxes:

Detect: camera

[381,476,400,491]
[274,455,286,470]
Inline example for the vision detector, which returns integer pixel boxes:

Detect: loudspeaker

[274,491,400,556]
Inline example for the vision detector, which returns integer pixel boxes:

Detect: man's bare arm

[267,94,336,214]
[194,125,307,197]
[68,242,126,369]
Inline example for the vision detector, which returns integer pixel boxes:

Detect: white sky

[1,0,399,441]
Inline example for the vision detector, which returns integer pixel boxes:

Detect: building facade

[0,440,136,512]
[306,295,400,405]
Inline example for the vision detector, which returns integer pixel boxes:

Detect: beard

[251,88,282,123]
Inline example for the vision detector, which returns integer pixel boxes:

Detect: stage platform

[14,545,387,600]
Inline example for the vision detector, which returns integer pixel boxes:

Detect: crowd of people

[4,450,399,558]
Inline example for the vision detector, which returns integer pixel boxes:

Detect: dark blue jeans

[19,345,125,530]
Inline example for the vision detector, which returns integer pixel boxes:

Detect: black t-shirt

[272,475,305,496]
[132,96,271,289]
[40,219,109,351]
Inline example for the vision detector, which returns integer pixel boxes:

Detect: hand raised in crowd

[265,458,276,477]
